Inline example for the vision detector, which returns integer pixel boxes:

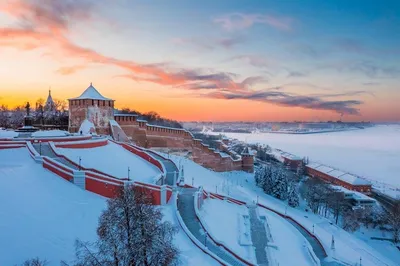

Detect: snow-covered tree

[288,182,300,208]
[272,169,288,200]
[75,185,179,265]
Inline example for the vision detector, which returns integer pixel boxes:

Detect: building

[281,152,304,171]
[68,83,114,135]
[306,162,372,194]
[44,89,55,112]
[331,185,376,207]
[68,83,254,172]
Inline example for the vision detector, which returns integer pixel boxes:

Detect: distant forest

[117,108,183,129]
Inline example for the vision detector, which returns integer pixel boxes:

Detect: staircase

[177,188,247,266]
[32,143,78,170]
[248,206,269,266]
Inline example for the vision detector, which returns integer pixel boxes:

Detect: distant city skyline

[0,0,399,122]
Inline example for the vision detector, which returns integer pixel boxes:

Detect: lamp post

[128,166,131,181]
[39,140,42,156]
[78,156,82,171]
[312,224,315,234]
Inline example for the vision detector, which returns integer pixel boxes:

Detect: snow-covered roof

[281,152,302,161]
[315,165,334,174]
[70,83,112,101]
[339,173,370,186]
[307,162,371,186]
[328,169,346,178]
[306,162,321,169]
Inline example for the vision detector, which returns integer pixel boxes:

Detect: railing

[194,190,256,266]
[174,194,229,265]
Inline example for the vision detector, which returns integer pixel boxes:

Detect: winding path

[177,188,247,266]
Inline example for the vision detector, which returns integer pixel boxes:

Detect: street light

[78,156,82,170]
[128,166,131,181]
[312,224,315,234]
[39,140,42,156]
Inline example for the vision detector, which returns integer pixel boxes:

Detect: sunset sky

[0,0,399,122]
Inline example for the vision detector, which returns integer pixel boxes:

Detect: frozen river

[217,125,400,197]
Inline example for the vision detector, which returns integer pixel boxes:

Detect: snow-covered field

[0,147,106,265]
[216,125,400,197]
[57,142,161,183]
[258,208,316,266]
[31,130,69,137]
[199,199,256,263]
[163,152,399,266]
[0,129,18,138]
[0,147,217,265]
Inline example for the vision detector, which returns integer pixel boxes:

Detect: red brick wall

[69,99,114,135]
[306,166,372,194]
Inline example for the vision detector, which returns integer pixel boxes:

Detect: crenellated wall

[68,97,254,172]
[113,114,254,173]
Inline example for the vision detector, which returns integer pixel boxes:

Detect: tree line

[255,164,300,208]
[118,108,183,129]
[0,98,68,129]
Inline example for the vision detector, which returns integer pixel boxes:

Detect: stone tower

[241,146,254,173]
[68,83,115,135]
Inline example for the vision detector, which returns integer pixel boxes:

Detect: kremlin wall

[68,84,254,173]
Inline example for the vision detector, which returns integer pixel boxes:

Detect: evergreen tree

[288,183,300,208]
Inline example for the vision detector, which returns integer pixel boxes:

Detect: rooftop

[307,162,371,186]
[69,83,112,101]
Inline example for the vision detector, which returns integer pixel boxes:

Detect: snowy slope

[31,130,69,137]
[0,148,107,265]
[199,199,256,263]
[0,129,18,138]
[216,125,400,196]
[162,152,398,266]
[258,208,315,266]
[57,142,161,183]
[0,148,218,265]
[162,204,218,266]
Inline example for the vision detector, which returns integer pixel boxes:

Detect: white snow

[0,129,18,138]
[161,203,218,266]
[70,84,111,100]
[31,130,69,137]
[57,141,161,182]
[0,147,217,265]
[257,207,316,266]
[199,199,256,263]
[78,119,96,135]
[161,152,399,266]
[0,147,106,265]
[215,125,400,197]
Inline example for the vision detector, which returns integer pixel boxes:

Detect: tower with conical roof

[68,83,115,134]
[44,89,55,111]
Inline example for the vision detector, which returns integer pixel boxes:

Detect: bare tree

[75,185,179,266]
[386,202,400,243]
[0,104,10,128]
[21,257,48,266]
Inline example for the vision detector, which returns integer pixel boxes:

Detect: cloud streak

[204,90,363,115]
[214,13,294,31]
[0,0,258,91]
